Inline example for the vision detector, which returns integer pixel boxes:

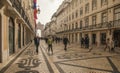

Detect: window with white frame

[101,0,108,6]
[115,7,120,20]
[80,20,82,29]
[92,0,97,10]
[92,15,96,25]
[72,12,74,19]
[80,7,83,16]
[102,12,107,23]
[76,10,78,18]
[85,3,89,14]
[85,17,89,27]
[76,22,78,28]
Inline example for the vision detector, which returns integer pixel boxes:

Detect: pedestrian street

[1,41,120,73]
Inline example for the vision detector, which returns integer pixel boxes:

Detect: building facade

[47,0,120,47]
[36,22,45,37]
[0,0,35,65]
[44,13,57,37]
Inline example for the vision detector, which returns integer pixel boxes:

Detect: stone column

[14,18,18,52]
[89,32,92,46]
[70,33,71,43]
[96,31,100,47]
[74,33,76,43]
[21,25,23,48]
[2,7,9,63]
[77,33,80,43]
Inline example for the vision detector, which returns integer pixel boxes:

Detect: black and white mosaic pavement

[0,41,120,73]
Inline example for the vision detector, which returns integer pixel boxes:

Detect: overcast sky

[36,0,64,25]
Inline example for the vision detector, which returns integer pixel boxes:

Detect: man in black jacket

[34,36,40,54]
[63,36,69,51]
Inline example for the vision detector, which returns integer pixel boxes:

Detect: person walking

[34,36,40,54]
[63,36,69,51]
[80,37,84,48]
[47,36,53,55]
[45,37,48,44]
[104,38,111,52]
[85,36,89,49]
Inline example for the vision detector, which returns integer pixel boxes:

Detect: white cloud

[36,0,64,25]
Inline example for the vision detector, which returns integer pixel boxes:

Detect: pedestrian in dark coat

[81,37,84,48]
[34,36,40,54]
[63,37,69,51]
[45,38,48,44]
[85,36,89,48]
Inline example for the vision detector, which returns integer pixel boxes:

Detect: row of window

[67,32,107,45]
[63,7,120,30]
[61,0,115,23]
[70,0,108,9]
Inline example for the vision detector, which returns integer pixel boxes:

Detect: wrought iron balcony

[9,0,33,31]
[56,19,120,34]
[114,19,120,27]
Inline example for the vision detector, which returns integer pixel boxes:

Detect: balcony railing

[56,19,120,34]
[114,19,120,27]
[9,0,33,31]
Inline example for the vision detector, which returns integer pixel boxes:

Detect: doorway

[100,33,106,45]
[92,34,96,45]
[18,24,21,48]
[9,17,15,55]
[113,30,120,47]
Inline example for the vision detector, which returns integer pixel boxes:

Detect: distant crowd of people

[33,35,117,55]
[33,35,69,55]
[80,35,90,49]
[80,35,117,52]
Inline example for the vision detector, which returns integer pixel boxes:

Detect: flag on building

[33,0,37,27]
[33,0,37,19]
[34,8,37,19]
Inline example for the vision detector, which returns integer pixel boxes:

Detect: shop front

[113,30,120,47]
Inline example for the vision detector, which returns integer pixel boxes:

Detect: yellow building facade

[0,0,35,65]
[54,0,120,47]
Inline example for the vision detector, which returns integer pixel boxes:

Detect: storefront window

[9,17,15,55]
[92,34,96,44]
[100,33,106,45]
[18,24,21,48]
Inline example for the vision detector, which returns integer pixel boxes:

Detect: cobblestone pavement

[1,41,120,73]
[41,41,120,73]
[1,43,51,73]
